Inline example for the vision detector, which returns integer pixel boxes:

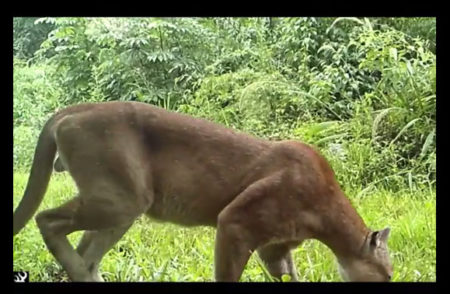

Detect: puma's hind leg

[35,194,141,282]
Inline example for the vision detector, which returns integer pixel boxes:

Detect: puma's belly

[145,159,238,227]
[145,190,224,227]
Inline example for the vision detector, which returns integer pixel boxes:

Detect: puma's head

[338,227,393,282]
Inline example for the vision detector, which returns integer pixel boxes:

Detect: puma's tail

[13,115,58,236]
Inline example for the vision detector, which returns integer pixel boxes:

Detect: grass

[13,171,436,282]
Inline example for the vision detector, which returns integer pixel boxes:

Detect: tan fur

[13,101,392,282]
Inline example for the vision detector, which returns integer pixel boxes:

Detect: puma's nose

[387,274,392,281]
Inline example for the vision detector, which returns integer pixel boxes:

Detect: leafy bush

[13,58,62,169]
[14,126,40,169]
[35,17,214,106]
[13,17,54,61]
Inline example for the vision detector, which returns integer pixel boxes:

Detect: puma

[13,101,393,282]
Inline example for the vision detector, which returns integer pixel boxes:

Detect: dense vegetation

[13,17,436,282]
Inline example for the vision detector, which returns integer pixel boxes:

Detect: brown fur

[13,101,392,282]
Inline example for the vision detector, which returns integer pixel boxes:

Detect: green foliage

[13,58,62,168]
[34,17,213,105]
[13,58,61,125]
[14,125,39,171]
[355,28,436,187]
[13,17,55,61]
[375,18,436,52]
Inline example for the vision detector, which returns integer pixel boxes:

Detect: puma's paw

[91,272,105,282]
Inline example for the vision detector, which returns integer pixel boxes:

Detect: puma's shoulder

[272,140,338,195]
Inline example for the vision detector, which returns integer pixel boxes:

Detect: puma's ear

[369,227,391,248]
[378,227,391,243]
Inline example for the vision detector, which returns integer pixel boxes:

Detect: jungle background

[13,17,436,282]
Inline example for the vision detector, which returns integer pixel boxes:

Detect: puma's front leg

[214,222,255,282]
[257,243,299,281]
[214,172,295,282]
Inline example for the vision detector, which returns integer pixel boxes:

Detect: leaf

[389,118,421,146]
[281,274,292,282]
[318,44,336,54]
[389,48,398,61]
[420,128,435,159]
[363,18,373,31]
[34,17,56,25]
[147,53,157,63]
[326,17,364,34]
[372,107,403,142]
[406,60,414,75]
[315,133,348,145]
[54,46,67,52]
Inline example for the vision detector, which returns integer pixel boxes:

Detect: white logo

[14,272,28,282]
